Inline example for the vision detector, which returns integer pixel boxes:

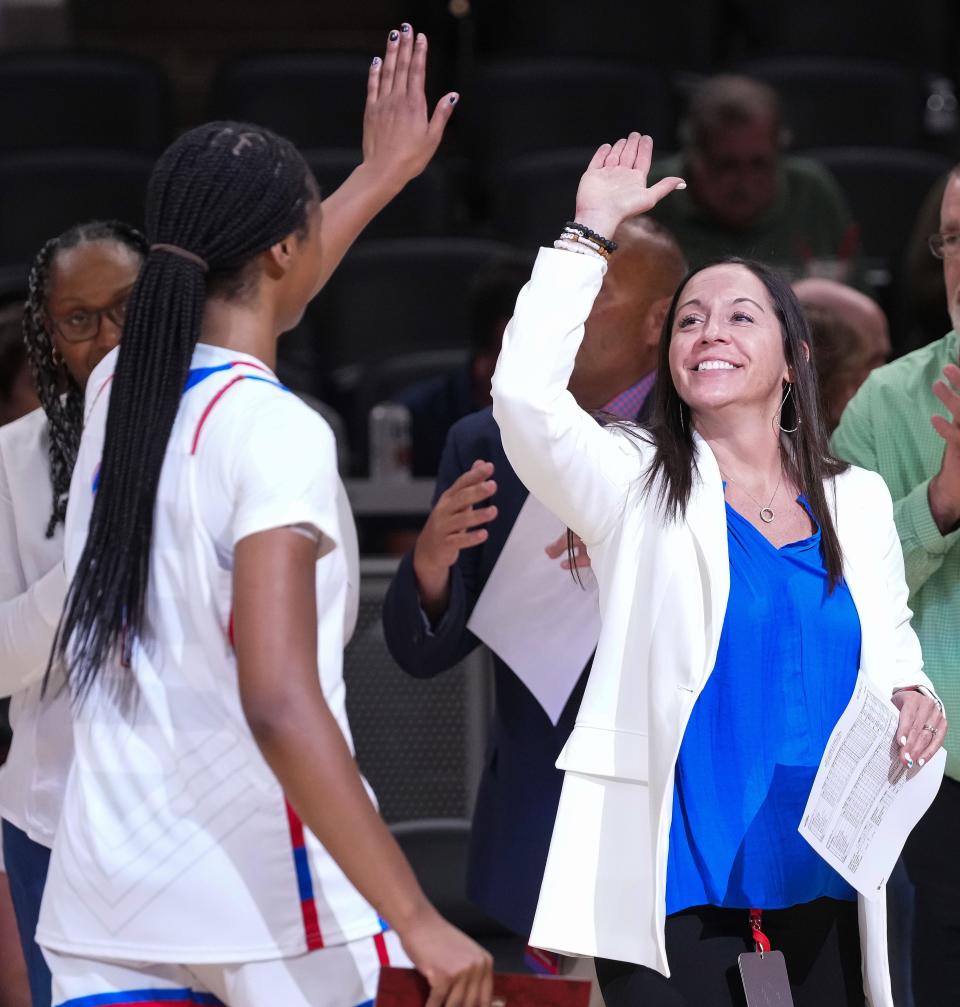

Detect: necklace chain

[722,468,783,524]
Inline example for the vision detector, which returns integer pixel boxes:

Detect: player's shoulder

[197,375,335,467]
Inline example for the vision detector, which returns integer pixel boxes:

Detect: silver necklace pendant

[760,507,776,523]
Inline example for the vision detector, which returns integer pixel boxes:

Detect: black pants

[903,775,960,1007]
[596,899,864,1007]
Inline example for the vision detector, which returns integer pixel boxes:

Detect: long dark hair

[644,257,848,588]
[53,122,318,700]
[23,220,149,537]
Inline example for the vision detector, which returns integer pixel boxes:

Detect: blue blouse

[665,498,861,914]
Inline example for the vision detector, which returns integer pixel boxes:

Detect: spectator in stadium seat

[831,164,960,1007]
[793,278,891,431]
[902,173,952,355]
[382,216,686,947]
[391,255,531,477]
[794,276,891,368]
[800,304,874,432]
[648,75,860,281]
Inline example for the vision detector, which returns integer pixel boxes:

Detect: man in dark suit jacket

[382,217,686,940]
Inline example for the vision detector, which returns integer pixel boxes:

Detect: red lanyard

[750,909,772,954]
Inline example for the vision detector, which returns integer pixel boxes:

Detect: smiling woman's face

[668,262,790,421]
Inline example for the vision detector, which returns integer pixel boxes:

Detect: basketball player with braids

[0,220,147,1007]
[5,26,467,1007]
[35,42,491,1007]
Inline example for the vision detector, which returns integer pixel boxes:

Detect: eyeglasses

[47,295,130,344]
[928,232,960,260]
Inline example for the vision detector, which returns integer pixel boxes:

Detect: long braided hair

[52,122,317,701]
[24,220,148,538]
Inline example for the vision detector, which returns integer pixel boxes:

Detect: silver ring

[923,724,938,735]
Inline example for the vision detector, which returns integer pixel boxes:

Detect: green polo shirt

[832,330,960,780]
[648,153,858,280]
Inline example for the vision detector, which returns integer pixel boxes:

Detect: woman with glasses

[0,219,147,1007]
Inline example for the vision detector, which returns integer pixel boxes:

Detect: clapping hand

[574,132,686,242]
[929,362,960,534]
[362,23,458,193]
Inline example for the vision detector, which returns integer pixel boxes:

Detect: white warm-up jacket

[491,247,939,1007]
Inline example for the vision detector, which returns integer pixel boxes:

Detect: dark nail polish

[401,22,411,32]
[371,56,381,66]
[389,30,399,41]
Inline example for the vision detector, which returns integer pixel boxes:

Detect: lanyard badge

[738,909,795,1006]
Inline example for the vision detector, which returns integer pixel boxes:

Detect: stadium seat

[471,0,722,70]
[0,150,151,268]
[312,237,515,369]
[304,149,453,238]
[738,58,928,149]
[469,60,676,168]
[804,147,953,265]
[492,148,593,248]
[345,561,494,823]
[360,348,469,413]
[730,0,956,71]
[209,53,373,150]
[0,51,169,153]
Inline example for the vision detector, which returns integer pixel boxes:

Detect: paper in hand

[799,673,946,899]
[467,494,600,724]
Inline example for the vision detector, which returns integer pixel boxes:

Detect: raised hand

[362,23,459,193]
[928,362,960,533]
[413,460,497,621]
[574,132,685,241]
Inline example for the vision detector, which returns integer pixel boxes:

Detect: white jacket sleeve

[867,471,935,697]
[0,445,66,699]
[492,247,649,545]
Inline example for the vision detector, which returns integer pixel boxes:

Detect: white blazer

[491,248,936,1007]
[0,406,71,847]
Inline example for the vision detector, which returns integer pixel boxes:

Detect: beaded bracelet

[553,237,606,262]
[561,228,609,258]
[564,220,618,253]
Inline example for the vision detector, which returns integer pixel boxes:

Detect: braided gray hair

[23,221,148,537]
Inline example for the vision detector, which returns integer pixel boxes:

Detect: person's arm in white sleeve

[864,471,950,768]
[492,133,685,545]
[0,441,67,698]
[492,250,649,545]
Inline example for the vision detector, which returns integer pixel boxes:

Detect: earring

[679,400,687,433]
[51,346,62,367]
[776,383,799,434]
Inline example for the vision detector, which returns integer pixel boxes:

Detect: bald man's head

[568,217,687,410]
[793,277,891,368]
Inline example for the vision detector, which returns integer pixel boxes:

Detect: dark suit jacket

[382,406,589,937]
[391,365,478,478]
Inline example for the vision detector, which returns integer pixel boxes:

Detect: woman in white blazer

[491,134,947,1007]
[0,220,147,1007]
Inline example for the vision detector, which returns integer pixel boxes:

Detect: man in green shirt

[832,165,960,1007]
[648,75,859,281]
